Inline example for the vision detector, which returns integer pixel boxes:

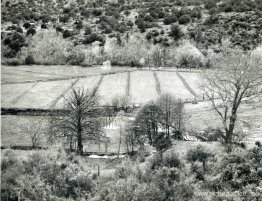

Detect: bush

[83,33,104,44]
[163,15,177,25]
[205,1,217,10]
[41,23,47,29]
[59,14,70,23]
[136,18,146,31]
[3,32,26,57]
[27,27,36,36]
[25,55,35,65]
[84,26,92,35]
[75,20,83,29]
[178,15,191,24]
[144,15,154,22]
[191,8,202,19]
[63,30,72,38]
[169,24,183,40]
[186,146,213,171]
[163,152,182,168]
[23,22,31,29]
[92,9,102,16]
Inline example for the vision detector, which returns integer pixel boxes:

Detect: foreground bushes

[1,144,261,201]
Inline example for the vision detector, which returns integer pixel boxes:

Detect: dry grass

[14,79,77,109]
[97,72,128,105]
[157,71,193,100]
[130,71,159,104]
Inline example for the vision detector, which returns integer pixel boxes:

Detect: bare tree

[22,118,46,148]
[133,95,185,145]
[202,50,262,151]
[51,88,105,155]
[156,94,185,137]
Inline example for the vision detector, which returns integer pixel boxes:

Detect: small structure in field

[102,60,111,70]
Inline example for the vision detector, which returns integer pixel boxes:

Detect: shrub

[41,23,47,29]
[23,22,31,29]
[59,14,70,23]
[163,15,177,25]
[3,32,26,57]
[83,33,104,44]
[191,8,202,19]
[84,26,92,35]
[63,30,72,38]
[144,15,154,22]
[178,15,191,24]
[163,152,182,168]
[169,24,183,40]
[27,27,36,36]
[63,7,71,14]
[25,55,35,65]
[205,1,217,10]
[75,20,83,29]
[41,15,49,23]
[92,9,102,16]
[136,18,146,31]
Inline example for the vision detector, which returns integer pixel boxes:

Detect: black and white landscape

[1,0,262,200]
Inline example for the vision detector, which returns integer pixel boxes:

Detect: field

[2,67,205,109]
[157,71,194,100]
[130,71,159,104]
[1,66,261,152]
[98,72,128,105]
[1,65,131,84]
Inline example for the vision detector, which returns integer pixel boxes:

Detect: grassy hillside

[1,0,262,66]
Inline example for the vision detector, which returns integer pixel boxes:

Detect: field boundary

[176,71,197,98]
[1,69,135,85]
[153,71,161,95]
[50,79,79,108]
[13,68,72,77]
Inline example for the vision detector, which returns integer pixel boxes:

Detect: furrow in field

[98,73,127,105]
[178,72,203,98]
[1,82,37,108]
[50,79,80,108]
[11,83,38,104]
[157,71,194,100]
[130,71,159,104]
[176,72,197,97]
[14,80,77,109]
[55,75,102,109]
[126,71,131,96]
[153,71,161,95]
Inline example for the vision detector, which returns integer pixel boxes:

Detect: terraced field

[2,67,205,109]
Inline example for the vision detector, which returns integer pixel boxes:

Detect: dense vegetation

[2,143,261,201]
[1,0,262,66]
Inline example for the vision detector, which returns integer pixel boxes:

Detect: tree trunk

[77,129,83,155]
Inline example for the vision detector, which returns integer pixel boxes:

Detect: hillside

[1,0,262,66]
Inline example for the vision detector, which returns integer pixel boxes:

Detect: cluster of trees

[128,94,185,159]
